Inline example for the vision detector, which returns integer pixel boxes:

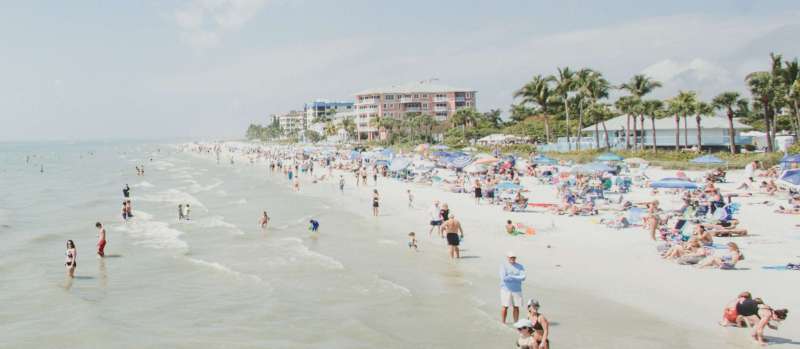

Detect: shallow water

[0,141,754,348]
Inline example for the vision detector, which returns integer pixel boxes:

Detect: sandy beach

[190,141,799,348]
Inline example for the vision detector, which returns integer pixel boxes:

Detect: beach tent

[389,158,412,172]
[778,169,800,190]
[650,178,700,189]
[596,152,623,162]
[690,154,725,165]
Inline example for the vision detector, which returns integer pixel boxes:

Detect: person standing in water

[442,214,464,259]
[122,184,130,199]
[95,222,107,258]
[178,204,184,220]
[65,240,77,278]
[126,199,133,218]
[122,202,129,222]
[259,211,270,229]
[372,190,380,217]
[184,204,191,220]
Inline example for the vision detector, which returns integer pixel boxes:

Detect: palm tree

[673,91,698,148]
[666,97,682,150]
[790,79,800,141]
[323,121,337,138]
[574,69,609,150]
[619,74,663,150]
[514,75,556,143]
[712,92,747,154]
[746,71,777,152]
[614,96,635,149]
[340,116,356,142]
[451,108,479,139]
[642,99,664,151]
[693,101,714,151]
[555,67,576,149]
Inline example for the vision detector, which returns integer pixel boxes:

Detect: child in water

[309,219,320,232]
[408,232,418,251]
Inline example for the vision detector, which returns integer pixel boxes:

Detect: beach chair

[511,198,529,212]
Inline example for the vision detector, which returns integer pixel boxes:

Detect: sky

[1,0,799,141]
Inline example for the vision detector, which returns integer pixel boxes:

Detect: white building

[272,110,306,135]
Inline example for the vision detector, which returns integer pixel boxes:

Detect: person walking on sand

[428,201,442,237]
[372,190,380,216]
[442,214,464,259]
[500,252,526,324]
[407,189,414,208]
[95,222,107,258]
[65,240,77,278]
[339,175,345,193]
[259,211,270,229]
[473,179,482,205]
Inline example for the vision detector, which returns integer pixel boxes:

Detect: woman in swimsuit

[473,179,482,205]
[259,211,270,229]
[514,319,536,349]
[753,304,788,346]
[122,202,129,222]
[697,242,742,269]
[65,240,76,278]
[527,299,550,349]
[372,190,379,217]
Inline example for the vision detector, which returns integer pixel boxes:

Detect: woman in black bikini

[372,190,380,217]
[527,299,550,349]
[65,240,76,278]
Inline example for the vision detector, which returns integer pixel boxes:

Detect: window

[422,103,428,108]
[385,95,394,100]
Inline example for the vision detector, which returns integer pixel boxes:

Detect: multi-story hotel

[272,110,306,136]
[353,81,477,139]
[304,100,354,127]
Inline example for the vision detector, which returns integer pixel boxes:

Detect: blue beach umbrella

[449,155,473,169]
[690,154,725,165]
[596,152,623,162]
[650,178,700,189]
[495,181,522,191]
[778,169,800,189]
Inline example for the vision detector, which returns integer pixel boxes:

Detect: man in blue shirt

[500,251,526,324]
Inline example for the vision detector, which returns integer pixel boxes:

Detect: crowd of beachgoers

[166,141,798,347]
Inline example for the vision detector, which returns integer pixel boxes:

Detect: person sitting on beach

[506,220,516,235]
[692,225,714,246]
[765,179,778,196]
[662,238,706,261]
[526,299,550,349]
[697,242,742,269]
[775,205,800,214]
[753,304,789,346]
[513,319,536,349]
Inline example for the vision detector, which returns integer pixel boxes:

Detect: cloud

[173,0,269,49]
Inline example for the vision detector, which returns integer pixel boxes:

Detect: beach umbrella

[778,169,800,190]
[495,181,522,191]
[780,154,800,169]
[432,151,450,157]
[463,163,488,174]
[690,154,725,165]
[596,152,623,162]
[650,178,700,189]
[349,150,361,160]
[474,157,500,165]
[448,155,473,169]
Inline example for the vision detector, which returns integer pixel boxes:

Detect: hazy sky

[1,0,799,141]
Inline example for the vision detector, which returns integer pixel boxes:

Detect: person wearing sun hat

[513,318,536,348]
[500,251,526,324]
[526,298,550,349]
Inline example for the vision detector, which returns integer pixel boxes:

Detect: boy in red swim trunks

[96,222,106,257]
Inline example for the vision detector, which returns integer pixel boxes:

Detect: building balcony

[434,97,448,103]
[455,97,466,102]
[359,99,378,105]
[434,106,448,112]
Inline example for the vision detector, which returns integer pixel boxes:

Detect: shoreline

[182,141,799,348]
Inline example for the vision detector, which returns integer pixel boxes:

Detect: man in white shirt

[427,200,442,237]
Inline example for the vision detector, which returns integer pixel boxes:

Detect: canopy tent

[596,152,623,162]
[690,154,725,165]
[650,178,700,189]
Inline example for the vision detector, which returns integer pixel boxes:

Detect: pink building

[353,81,477,140]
